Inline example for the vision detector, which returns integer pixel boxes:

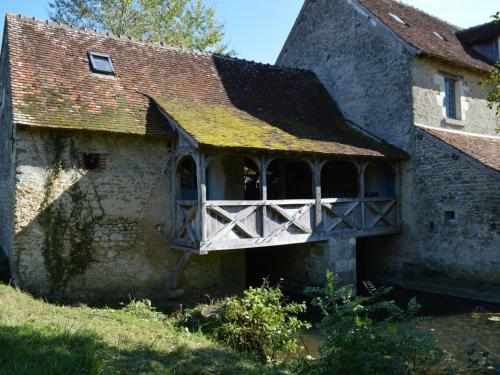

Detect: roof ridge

[457,20,498,34]
[6,13,307,74]
[383,0,462,31]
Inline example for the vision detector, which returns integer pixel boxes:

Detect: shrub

[298,272,443,375]
[176,279,311,363]
[121,299,165,322]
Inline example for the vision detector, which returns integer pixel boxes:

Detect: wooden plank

[366,200,396,228]
[314,160,322,232]
[207,205,260,239]
[322,201,360,231]
[205,205,260,243]
[267,203,313,237]
[199,225,403,252]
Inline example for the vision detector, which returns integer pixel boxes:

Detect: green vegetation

[480,12,500,128]
[0,284,276,375]
[39,134,104,295]
[48,0,230,54]
[176,279,310,363]
[297,272,442,374]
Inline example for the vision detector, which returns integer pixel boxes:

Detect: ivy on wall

[39,133,104,295]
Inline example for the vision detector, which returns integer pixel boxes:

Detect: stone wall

[277,0,415,151]
[412,57,499,136]
[10,126,245,302]
[0,29,15,261]
[360,132,500,302]
[260,237,357,294]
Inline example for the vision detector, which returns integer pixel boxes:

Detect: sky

[0,0,498,64]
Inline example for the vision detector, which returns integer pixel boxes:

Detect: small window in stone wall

[443,210,457,225]
[81,153,107,171]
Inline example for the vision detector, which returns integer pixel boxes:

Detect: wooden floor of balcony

[173,197,401,253]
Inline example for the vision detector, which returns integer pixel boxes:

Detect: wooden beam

[313,160,322,232]
[261,157,269,237]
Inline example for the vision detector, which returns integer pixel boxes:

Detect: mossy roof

[152,97,403,158]
[6,14,405,158]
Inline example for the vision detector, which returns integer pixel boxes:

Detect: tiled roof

[358,0,495,73]
[5,14,406,158]
[419,127,500,172]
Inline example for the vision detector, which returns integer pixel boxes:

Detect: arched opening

[177,155,197,200]
[321,161,359,198]
[364,161,396,198]
[267,159,313,200]
[206,155,260,200]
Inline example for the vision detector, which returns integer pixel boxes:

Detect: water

[298,288,500,372]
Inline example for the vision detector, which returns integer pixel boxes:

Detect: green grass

[0,284,280,375]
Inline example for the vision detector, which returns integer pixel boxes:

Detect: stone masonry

[278,0,500,301]
[8,126,246,302]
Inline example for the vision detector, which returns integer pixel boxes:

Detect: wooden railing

[173,197,400,252]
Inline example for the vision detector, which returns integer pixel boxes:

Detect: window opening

[89,52,115,75]
[178,156,197,200]
[321,161,359,198]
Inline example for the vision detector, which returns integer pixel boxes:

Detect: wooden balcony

[173,196,401,253]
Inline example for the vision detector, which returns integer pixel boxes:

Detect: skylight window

[88,52,115,75]
[433,31,446,41]
[389,12,406,25]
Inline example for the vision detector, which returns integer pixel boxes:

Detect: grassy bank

[0,284,277,375]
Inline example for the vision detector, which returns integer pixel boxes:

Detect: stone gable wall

[412,57,499,136]
[277,0,415,151]
[10,126,245,302]
[360,132,500,302]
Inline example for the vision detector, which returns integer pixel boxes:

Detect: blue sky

[0,0,498,64]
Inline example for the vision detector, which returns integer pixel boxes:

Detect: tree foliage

[480,12,500,124]
[49,0,230,53]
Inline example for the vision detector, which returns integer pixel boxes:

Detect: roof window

[88,52,115,75]
[433,31,446,41]
[389,12,407,25]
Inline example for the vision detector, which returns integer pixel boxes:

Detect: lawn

[0,284,277,375]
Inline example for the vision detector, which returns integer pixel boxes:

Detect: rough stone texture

[279,0,500,302]
[269,237,357,293]
[412,57,499,136]
[277,0,415,151]
[9,126,245,302]
[360,133,500,302]
[0,29,15,260]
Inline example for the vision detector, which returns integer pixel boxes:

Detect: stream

[298,288,500,373]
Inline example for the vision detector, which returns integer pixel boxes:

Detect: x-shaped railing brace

[366,200,395,228]
[322,201,360,232]
[177,204,199,241]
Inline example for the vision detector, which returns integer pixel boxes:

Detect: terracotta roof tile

[358,0,496,73]
[5,14,406,158]
[420,127,500,172]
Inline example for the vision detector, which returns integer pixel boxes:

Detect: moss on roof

[152,97,402,158]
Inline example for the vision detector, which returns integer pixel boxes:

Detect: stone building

[0,14,406,301]
[278,0,500,301]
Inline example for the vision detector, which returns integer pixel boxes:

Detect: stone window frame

[436,70,467,127]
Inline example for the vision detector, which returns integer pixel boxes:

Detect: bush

[298,272,443,375]
[176,279,311,363]
[121,299,165,322]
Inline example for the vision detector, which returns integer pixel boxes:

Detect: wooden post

[261,157,269,237]
[196,152,207,243]
[314,160,322,232]
[394,162,401,226]
[359,161,367,230]
[170,144,178,242]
